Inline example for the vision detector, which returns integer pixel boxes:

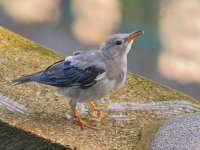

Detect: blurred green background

[0,0,200,101]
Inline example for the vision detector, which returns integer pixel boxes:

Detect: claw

[71,109,97,129]
[88,102,103,120]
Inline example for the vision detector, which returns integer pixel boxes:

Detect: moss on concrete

[0,27,199,150]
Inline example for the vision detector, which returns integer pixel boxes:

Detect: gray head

[101,30,144,59]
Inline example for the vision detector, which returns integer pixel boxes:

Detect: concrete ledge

[0,26,200,150]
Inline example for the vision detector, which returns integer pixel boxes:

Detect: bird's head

[101,30,144,59]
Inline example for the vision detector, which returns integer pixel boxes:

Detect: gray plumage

[13,31,144,110]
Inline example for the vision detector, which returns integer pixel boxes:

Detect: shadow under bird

[13,30,144,129]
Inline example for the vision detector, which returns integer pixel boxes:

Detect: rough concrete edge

[0,26,64,57]
[128,72,199,104]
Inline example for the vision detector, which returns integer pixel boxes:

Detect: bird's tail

[12,71,42,85]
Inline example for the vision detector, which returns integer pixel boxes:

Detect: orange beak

[126,30,144,42]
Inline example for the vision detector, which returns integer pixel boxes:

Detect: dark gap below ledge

[0,121,74,150]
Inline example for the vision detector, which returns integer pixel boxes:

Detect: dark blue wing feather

[38,60,105,89]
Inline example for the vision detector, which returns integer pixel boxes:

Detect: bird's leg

[88,102,103,120]
[71,109,97,129]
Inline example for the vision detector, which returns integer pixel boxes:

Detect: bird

[13,30,144,129]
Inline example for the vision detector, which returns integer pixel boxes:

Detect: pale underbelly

[56,78,121,102]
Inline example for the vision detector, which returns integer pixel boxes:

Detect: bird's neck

[104,56,127,88]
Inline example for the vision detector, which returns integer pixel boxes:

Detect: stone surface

[151,113,200,150]
[0,26,200,150]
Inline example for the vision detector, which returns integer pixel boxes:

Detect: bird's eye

[115,40,122,45]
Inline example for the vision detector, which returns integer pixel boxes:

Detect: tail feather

[12,72,42,85]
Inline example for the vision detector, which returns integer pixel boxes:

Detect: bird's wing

[39,51,105,89]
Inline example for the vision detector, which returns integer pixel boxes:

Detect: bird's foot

[88,109,103,120]
[72,109,98,129]
[88,102,103,120]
